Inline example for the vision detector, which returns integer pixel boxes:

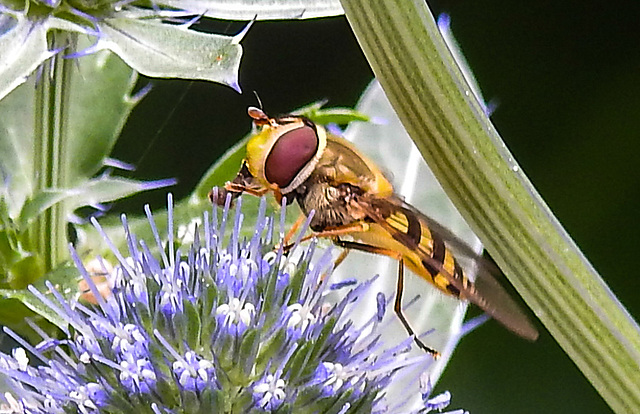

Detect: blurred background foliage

[108,1,638,412]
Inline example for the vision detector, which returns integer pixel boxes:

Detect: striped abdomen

[360,197,471,299]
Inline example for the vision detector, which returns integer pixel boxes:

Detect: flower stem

[340,0,640,412]
[33,30,74,271]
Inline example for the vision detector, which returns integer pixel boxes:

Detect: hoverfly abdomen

[371,199,469,300]
[418,227,468,299]
[388,208,422,248]
[420,232,446,277]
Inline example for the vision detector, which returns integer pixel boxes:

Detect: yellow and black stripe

[371,199,470,299]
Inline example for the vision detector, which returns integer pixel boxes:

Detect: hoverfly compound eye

[265,126,318,188]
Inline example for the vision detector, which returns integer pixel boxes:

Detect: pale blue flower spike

[103,158,135,171]
[0,194,466,413]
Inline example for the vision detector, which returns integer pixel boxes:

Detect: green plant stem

[33,31,74,271]
[339,0,640,412]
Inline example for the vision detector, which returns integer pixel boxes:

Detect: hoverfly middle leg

[278,222,365,282]
[333,239,441,358]
[279,221,370,253]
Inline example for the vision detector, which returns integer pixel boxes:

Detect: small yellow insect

[211,107,538,356]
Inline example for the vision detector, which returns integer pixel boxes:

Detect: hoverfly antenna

[247,106,271,126]
[248,106,266,119]
[252,91,263,109]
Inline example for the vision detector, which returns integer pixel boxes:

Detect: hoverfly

[210,107,539,356]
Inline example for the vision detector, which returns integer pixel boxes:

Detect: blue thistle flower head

[0,195,465,413]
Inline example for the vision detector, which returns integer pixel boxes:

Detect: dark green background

[113,1,640,413]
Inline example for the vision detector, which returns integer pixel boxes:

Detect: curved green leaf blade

[67,176,177,210]
[0,15,54,102]
[294,106,370,125]
[17,176,174,229]
[340,0,640,412]
[99,17,246,91]
[64,42,140,183]
[193,135,248,201]
[0,262,80,330]
[17,190,69,228]
[156,0,343,20]
[0,75,36,217]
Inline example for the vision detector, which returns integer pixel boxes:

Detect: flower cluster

[0,195,464,413]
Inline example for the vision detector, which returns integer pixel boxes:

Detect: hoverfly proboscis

[209,107,539,357]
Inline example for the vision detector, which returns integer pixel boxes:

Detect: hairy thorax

[292,175,367,231]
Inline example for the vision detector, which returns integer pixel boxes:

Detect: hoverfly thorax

[245,107,327,198]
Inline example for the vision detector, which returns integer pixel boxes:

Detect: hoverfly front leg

[282,214,307,247]
[209,160,270,206]
[333,239,441,358]
[226,182,270,198]
[208,183,269,208]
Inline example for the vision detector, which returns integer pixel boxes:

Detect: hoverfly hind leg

[333,239,441,359]
[279,221,370,253]
[394,257,441,359]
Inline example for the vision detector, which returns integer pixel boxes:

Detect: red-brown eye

[264,126,318,188]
